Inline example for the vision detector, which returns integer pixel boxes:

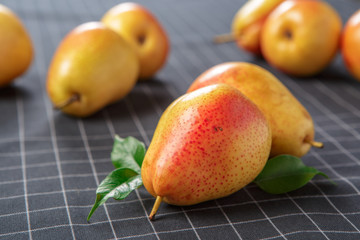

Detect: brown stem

[308,141,324,149]
[53,93,80,110]
[213,33,236,44]
[149,196,163,221]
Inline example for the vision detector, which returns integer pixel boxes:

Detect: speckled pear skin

[141,84,272,206]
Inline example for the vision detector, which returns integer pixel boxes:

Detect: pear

[187,62,322,157]
[0,4,33,87]
[214,0,285,55]
[141,84,272,220]
[47,22,139,117]
[101,2,170,80]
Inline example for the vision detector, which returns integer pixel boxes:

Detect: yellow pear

[187,62,322,157]
[101,2,169,80]
[231,0,285,54]
[214,0,285,55]
[47,22,139,117]
[141,84,272,220]
[260,0,342,76]
[0,4,33,87]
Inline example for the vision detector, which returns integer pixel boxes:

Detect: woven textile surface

[1,0,360,239]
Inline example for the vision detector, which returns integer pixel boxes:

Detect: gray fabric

[1,0,360,239]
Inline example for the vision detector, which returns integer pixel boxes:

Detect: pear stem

[308,141,324,149]
[149,196,163,221]
[53,93,80,110]
[213,33,236,44]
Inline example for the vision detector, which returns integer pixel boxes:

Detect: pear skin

[102,2,169,80]
[187,62,320,157]
[0,4,33,87]
[231,0,285,54]
[141,84,272,219]
[342,9,360,82]
[260,0,342,76]
[47,22,139,117]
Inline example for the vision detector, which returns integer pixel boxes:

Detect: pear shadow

[104,78,178,121]
[0,84,32,101]
[316,59,360,85]
[50,77,178,131]
[246,53,359,85]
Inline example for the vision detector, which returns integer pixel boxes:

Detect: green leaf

[111,135,146,174]
[87,168,143,221]
[87,136,146,221]
[254,155,332,194]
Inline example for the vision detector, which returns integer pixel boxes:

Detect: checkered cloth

[1,0,360,239]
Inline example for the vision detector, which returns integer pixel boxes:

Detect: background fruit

[230,0,285,55]
[341,9,360,82]
[260,0,342,76]
[0,4,33,87]
[47,22,139,117]
[102,2,169,80]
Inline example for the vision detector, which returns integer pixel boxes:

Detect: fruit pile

[47,3,170,117]
[1,1,358,222]
[87,0,354,221]
[216,0,360,80]
[0,3,169,117]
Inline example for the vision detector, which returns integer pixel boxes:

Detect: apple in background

[47,22,139,117]
[0,4,33,87]
[260,0,342,77]
[341,9,360,82]
[230,0,285,55]
[102,2,169,80]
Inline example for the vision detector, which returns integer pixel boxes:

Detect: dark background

[1,0,360,239]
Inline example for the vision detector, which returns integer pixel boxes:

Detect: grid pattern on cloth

[1,0,360,239]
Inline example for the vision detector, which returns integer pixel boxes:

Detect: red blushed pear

[102,2,169,80]
[0,4,33,87]
[187,62,323,157]
[342,9,360,82]
[46,22,139,117]
[260,0,342,76]
[141,84,272,220]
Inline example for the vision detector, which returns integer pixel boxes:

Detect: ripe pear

[187,62,322,158]
[260,0,342,76]
[214,0,284,55]
[231,0,285,54]
[101,2,169,80]
[0,4,33,87]
[47,22,139,117]
[141,84,272,220]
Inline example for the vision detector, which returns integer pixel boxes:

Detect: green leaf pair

[87,135,146,222]
[254,154,334,194]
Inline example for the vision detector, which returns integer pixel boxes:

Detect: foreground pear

[187,62,322,157]
[47,22,139,117]
[141,84,272,220]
